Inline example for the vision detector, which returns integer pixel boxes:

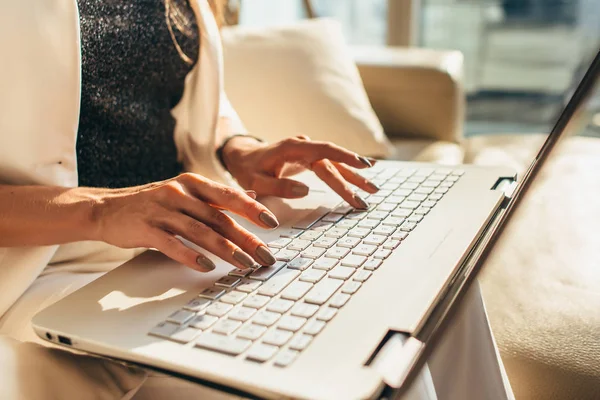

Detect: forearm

[0,185,100,247]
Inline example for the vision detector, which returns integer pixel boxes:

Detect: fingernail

[353,194,370,210]
[196,256,216,272]
[245,190,257,199]
[233,249,256,270]
[291,184,310,197]
[256,246,277,266]
[367,181,380,192]
[259,211,279,229]
[368,157,377,165]
[356,155,372,168]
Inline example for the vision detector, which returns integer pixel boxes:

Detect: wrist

[220,135,264,172]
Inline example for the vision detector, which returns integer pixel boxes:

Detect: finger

[312,160,370,210]
[177,174,279,230]
[157,211,262,270]
[248,174,310,199]
[277,138,373,169]
[147,228,216,273]
[333,162,380,194]
[177,200,277,267]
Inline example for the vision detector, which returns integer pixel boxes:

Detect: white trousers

[0,247,513,400]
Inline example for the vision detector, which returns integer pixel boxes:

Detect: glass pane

[419,0,600,138]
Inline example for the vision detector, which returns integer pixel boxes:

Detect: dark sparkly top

[76,0,199,188]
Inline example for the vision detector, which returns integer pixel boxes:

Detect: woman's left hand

[221,135,380,209]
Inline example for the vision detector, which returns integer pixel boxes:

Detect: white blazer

[0,0,239,317]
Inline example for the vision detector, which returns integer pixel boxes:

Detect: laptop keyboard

[149,166,464,367]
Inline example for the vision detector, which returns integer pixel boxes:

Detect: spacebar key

[304,278,343,305]
[195,333,251,356]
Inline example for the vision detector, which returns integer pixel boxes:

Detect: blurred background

[236,0,600,138]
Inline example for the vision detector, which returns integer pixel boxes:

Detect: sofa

[221,19,600,399]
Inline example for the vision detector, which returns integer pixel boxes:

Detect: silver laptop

[33,50,600,399]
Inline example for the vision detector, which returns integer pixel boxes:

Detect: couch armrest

[352,46,465,143]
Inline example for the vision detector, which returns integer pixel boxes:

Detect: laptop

[33,49,600,399]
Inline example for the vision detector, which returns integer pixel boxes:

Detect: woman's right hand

[91,173,280,273]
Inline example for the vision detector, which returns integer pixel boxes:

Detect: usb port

[58,336,72,346]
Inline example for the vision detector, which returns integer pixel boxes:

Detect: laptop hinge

[370,333,425,390]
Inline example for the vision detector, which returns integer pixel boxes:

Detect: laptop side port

[58,335,72,346]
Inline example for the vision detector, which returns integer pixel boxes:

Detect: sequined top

[76,0,199,188]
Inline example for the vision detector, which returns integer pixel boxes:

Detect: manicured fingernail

[233,249,256,270]
[259,211,279,229]
[367,181,380,192]
[245,190,257,199]
[256,246,277,266]
[356,155,372,168]
[196,256,216,272]
[368,157,377,165]
[353,194,369,210]
[291,184,310,197]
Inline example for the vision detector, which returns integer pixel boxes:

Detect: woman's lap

[0,265,512,400]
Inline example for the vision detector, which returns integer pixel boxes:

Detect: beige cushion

[221,19,394,158]
[468,134,600,400]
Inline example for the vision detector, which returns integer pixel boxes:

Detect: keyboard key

[167,309,195,325]
[451,169,465,176]
[312,257,338,271]
[281,281,313,301]
[367,195,385,204]
[287,257,313,271]
[353,244,377,256]
[212,319,242,335]
[276,250,299,262]
[244,294,270,309]
[377,203,396,212]
[279,228,303,238]
[263,329,293,346]
[258,268,300,297]
[368,211,389,220]
[266,299,294,314]
[214,276,241,288]
[228,307,257,322]
[381,217,406,227]
[414,206,431,215]
[301,246,327,259]
[429,193,444,200]
[391,208,412,218]
[374,225,396,236]
[383,239,401,250]
[289,334,312,351]
[333,204,354,214]
[268,238,292,249]
[353,270,372,282]
[400,182,418,190]
[329,293,351,308]
[346,211,367,220]
[247,343,278,363]
[342,281,362,294]
[399,200,420,209]
[312,220,335,231]
[229,268,252,278]
[313,236,337,248]
[199,287,225,300]
[189,314,219,330]
[274,349,299,367]
[249,261,286,281]
[206,302,234,317]
[325,228,347,238]
[407,214,423,223]
[322,213,344,223]
[391,230,409,241]
[422,200,437,208]
[169,326,201,344]
[387,195,406,204]
[422,180,441,188]
[329,266,355,280]
[348,227,370,238]
[363,259,383,271]
[316,307,337,321]
[415,187,434,195]
[373,249,392,259]
[290,303,319,318]
[357,219,379,229]
[325,247,350,259]
[340,254,366,268]
[299,268,326,283]
[287,239,311,251]
[195,333,251,356]
[149,322,179,339]
[299,230,323,241]
[183,297,211,312]
[278,315,307,332]
[400,221,417,232]
[336,219,358,229]
[363,234,386,246]
[220,291,247,305]
[253,311,281,326]
[408,194,427,202]
[393,189,413,197]
[236,279,262,293]
[237,324,267,341]
[303,320,326,336]
[337,236,361,248]
[304,279,343,305]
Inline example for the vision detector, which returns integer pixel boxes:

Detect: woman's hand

[93,173,280,273]
[221,136,380,209]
